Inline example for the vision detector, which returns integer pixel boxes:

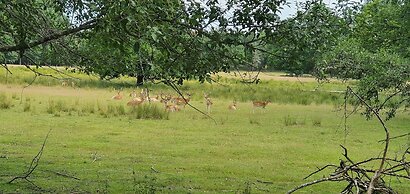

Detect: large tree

[0,0,288,84]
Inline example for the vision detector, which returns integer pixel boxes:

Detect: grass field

[0,66,409,193]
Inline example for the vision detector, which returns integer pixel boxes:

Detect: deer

[61,80,69,87]
[129,90,137,98]
[172,93,191,108]
[127,97,144,106]
[112,91,123,100]
[252,100,270,113]
[71,81,76,88]
[140,88,150,101]
[204,93,213,114]
[228,100,237,111]
[148,95,160,102]
[165,104,181,112]
[160,93,180,112]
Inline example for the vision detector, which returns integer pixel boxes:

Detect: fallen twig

[8,129,52,187]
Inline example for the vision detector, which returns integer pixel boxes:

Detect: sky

[279,0,340,19]
[212,0,347,19]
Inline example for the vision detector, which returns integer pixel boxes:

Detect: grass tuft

[0,92,12,109]
[312,117,322,127]
[284,115,297,126]
[129,104,169,120]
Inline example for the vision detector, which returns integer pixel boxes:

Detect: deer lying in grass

[228,100,237,110]
[252,100,270,113]
[112,91,123,100]
[127,97,144,106]
[61,80,69,87]
[204,93,213,114]
[165,104,181,112]
[127,89,149,106]
[161,93,180,112]
[172,93,191,108]
[62,80,76,88]
[148,95,160,102]
[129,90,137,98]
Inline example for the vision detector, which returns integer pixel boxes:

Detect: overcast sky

[279,0,340,19]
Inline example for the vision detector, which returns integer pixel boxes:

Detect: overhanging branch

[0,19,98,53]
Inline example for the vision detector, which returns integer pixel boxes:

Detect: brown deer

[127,97,144,106]
[252,100,270,113]
[112,91,123,100]
[161,93,180,112]
[228,100,237,111]
[148,95,160,102]
[165,104,181,112]
[173,93,191,108]
[204,93,213,114]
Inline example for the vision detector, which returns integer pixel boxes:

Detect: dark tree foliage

[266,1,346,75]
[0,0,287,84]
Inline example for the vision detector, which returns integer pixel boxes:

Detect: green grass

[0,66,409,193]
[0,65,349,105]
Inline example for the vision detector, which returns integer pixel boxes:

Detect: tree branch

[347,86,391,194]
[8,129,52,186]
[0,19,98,53]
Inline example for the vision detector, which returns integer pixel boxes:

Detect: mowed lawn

[0,83,409,193]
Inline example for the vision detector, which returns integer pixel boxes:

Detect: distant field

[218,71,320,82]
[0,66,409,193]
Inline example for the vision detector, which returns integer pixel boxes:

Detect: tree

[292,1,410,192]
[1,1,409,192]
[354,0,410,58]
[265,0,346,75]
[0,0,289,85]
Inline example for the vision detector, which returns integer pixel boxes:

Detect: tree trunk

[136,75,144,86]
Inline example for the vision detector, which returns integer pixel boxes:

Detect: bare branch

[165,80,217,124]
[8,129,52,185]
[287,175,345,194]
[347,86,391,194]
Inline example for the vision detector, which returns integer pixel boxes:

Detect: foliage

[266,1,346,75]
[317,37,409,119]
[354,0,410,58]
[0,0,289,84]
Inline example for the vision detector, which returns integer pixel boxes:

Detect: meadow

[0,66,409,193]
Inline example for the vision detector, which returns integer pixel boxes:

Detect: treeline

[1,1,408,78]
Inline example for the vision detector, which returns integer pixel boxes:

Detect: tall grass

[1,65,349,105]
[0,92,12,109]
[129,104,169,120]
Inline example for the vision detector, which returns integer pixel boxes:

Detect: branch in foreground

[287,86,409,193]
[8,129,52,188]
[287,175,345,194]
[0,19,97,53]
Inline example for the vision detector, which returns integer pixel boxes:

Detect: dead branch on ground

[287,86,410,194]
[8,129,52,189]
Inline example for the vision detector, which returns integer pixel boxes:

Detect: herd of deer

[111,89,271,113]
